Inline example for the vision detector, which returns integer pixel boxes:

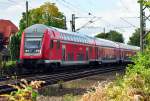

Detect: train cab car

[19,24,96,70]
[95,38,120,64]
[20,24,49,68]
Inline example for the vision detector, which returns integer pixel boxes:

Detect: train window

[65,34,67,40]
[67,35,70,40]
[70,35,73,41]
[75,36,77,42]
[79,37,81,42]
[81,37,83,43]
[79,37,83,43]
[63,34,65,40]
[73,36,76,42]
[90,47,92,52]
[76,36,78,42]
[66,34,68,40]
[61,33,64,39]
[57,40,60,49]
[77,53,84,61]
[69,35,71,41]
[50,40,54,49]
[59,33,61,39]
[84,39,86,43]
[68,53,74,61]
[78,37,80,42]
[86,40,88,43]
[81,38,83,43]
[67,34,70,40]
[66,34,69,40]
[60,33,62,39]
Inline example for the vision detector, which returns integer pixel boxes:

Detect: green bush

[4,61,16,68]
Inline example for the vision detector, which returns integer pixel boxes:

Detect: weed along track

[0,65,126,94]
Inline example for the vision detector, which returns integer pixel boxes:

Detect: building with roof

[0,19,18,60]
[0,19,18,45]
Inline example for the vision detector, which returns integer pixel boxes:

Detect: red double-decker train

[19,24,140,71]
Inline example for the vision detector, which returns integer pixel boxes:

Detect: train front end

[19,24,48,68]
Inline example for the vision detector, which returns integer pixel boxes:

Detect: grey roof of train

[24,24,48,34]
[95,38,119,48]
[117,42,140,50]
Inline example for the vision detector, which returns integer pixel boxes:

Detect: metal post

[72,14,75,32]
[26,1,29,27]
[64,16,67,29]
[140,2,144,52]
[103,27,105,33]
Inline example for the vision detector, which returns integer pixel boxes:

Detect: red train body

[19,24,139,69]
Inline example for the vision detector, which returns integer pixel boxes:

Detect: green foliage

[128,28,140,46]
[81,47,150,101]
[9,33,21,60]
[107,49,150,100]
[63,94,78,101]
[95,30,124,43]
[0,80,45,101]
[4,61,16,68]
[138,0,150,7]
[19,2,66,31]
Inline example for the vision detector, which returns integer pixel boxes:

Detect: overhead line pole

[140,2,144,52]
[139,1,150,52]
[26,1,29,27]
[71,14,75,32]
[64,16,67,29]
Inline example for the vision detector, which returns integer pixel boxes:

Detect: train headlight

[25,49,29,53]
[35,49,40,53]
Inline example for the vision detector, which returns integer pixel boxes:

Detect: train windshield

[24,38,42,49]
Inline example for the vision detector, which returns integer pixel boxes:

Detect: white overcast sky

[0,0,149,43]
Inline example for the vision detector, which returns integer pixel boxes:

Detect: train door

[62,45,66,61]
[86,47,89,60]
[95,47,98,60]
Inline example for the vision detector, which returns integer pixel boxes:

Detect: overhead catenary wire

[120,17,138,28]
[76,17,102,31]
[61,0,92,15]
[119,0,130,12]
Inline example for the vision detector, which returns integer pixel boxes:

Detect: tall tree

[128,28,140,46]
[11,2,66,60]
[95,30,124,43]
[19,2,66,31]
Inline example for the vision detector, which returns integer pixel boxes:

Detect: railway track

[0,65,126,94]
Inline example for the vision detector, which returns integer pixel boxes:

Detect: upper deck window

[60,33,62,39]
[77,36,81,42]
[25,24,47,38]
[73,35,76,42]
[66,34,69,40]
[70,35,74,41]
